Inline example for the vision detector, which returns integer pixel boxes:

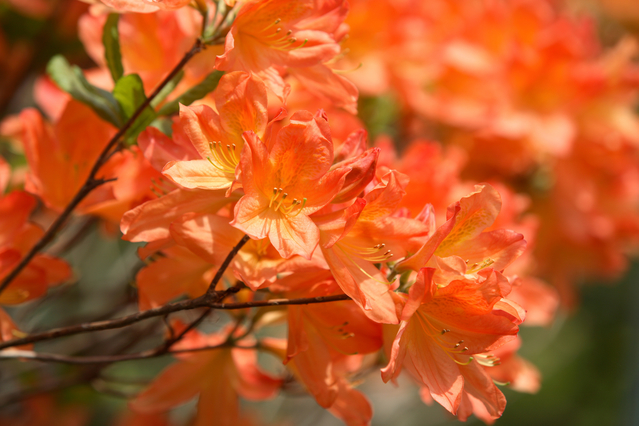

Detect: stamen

[269,187,282,208]
[274,193,288,211]
[290,198,307,217]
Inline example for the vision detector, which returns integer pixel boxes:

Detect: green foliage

[157,70,224,116]
[113,74,157,144]
[102,14,124,83]
[47,55,123,128]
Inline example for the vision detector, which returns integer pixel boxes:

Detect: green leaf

[102,14,124,83]
[47,55,123,127]
[150,70,184,109]
[113,74,157,144]
[157,70,224,116]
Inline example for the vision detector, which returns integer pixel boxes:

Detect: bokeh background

[1,0,639,425]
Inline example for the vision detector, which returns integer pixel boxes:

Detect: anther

[462,347,469,352]
[232,144,236,151]
[286,30,292,35]
[276,28,281,32]
[289,37,297,43]
[274,18,281,24]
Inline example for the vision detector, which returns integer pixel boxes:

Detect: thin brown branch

[154,234,251,353]
[210,294,352,309]
[206,235,251,296]
[0,341,259,365]
[0,38,205,296]
[0,294,351,351]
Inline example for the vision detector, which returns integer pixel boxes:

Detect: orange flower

[0,191,71,306]
[20,100,160,224]
[135,245,215,310]
[231,110,350,259]
[261,269,379,426]
[381,268,523,416]
[216,0,358,113]
[20,100,115,212]
[162,72,269,193]
[130,327,281,426]
[397,184,526,279]
[314,170,430,324]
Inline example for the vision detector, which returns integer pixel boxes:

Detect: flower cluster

[0,0,637,425]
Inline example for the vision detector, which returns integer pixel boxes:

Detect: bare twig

[0,341,259,365]
[0,294,351,351]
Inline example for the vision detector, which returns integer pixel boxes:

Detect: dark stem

[0,38,205,296]
[0,294,351,351]
[154,234,251,353]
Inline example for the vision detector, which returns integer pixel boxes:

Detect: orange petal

[163,159,234,190]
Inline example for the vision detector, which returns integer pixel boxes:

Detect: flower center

[268,187,307,216]
[415,312,474,366]
[206,141,238,174]
[259,18,309,51]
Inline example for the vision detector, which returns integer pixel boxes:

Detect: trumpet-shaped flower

[162,72,269,193]
[231,110,350,259]
[382,267,523,416]
[130,327,281,426]
[216,0,358,113]
[397,184,526,279]
[314,170,430,324]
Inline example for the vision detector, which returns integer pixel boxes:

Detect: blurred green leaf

[47,55,123,127]
[157,70,224,116]
[113,74,156,144]
[102,14,124,83]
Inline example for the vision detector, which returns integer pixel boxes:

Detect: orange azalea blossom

[313,169,430,324]
[0,191,71,307]
[162,72,269,193]
[130,327,281,426]
[135,244,216,310]
[78,6,222,93]
[0,188,71,346]
[231,110,350,259]
[19,100,160,224]
[272,270,379,426]
[20,100,115,212]
[397,184,527,283]
[262,294,376,426]
[216,0,358,113]
[381,267,524,418]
